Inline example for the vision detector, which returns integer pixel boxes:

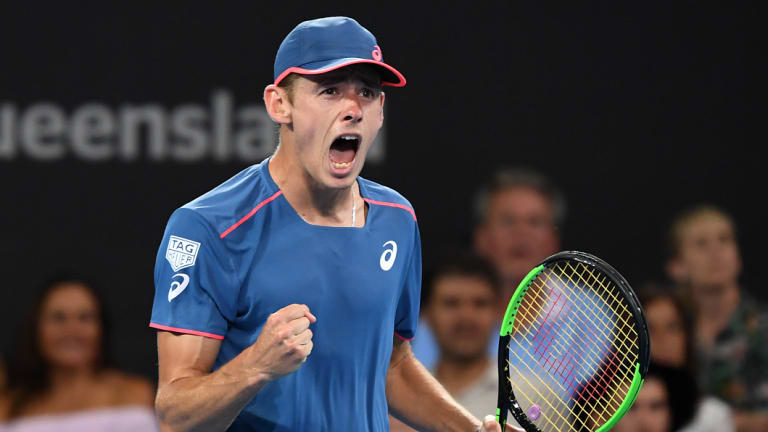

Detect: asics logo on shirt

[380,241,397,271]
[168,273,190,302]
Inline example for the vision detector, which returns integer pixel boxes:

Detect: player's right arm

[155,304,315,432]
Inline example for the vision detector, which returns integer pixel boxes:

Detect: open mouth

[329,134,360,171]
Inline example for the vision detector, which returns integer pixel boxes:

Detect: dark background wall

[0,2,760,382]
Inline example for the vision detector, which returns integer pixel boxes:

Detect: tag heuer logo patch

[166,235,201,272]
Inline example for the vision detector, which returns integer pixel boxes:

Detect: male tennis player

[149,17,518,431]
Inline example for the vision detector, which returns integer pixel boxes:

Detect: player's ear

[378,91,385,124]
[264,84,292,124]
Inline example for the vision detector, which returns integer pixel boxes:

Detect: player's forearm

[387,351,480,432]
[155,356,269,432]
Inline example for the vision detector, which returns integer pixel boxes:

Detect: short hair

[666,204,737,259]
[421,251,501,308]
[277,73,300,103]
[473,167,567,227]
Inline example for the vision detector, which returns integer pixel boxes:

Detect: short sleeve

[149,208,239,339]
[394,223,422,341]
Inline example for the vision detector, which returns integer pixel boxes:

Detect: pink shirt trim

[363,198,417,221]
[220,190,283,238]
[149,323,225,340]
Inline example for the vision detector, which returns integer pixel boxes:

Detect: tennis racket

[496,251,650,432]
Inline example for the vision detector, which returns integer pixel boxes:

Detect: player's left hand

[478,414,524,432]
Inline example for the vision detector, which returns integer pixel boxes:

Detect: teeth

[339,135,358,140]
[332,161,352,168]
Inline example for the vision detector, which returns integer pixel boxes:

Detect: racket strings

[569,263,638,340]
[512,282,616,394]
[506,287,608,431]
[512,294,622,408]
[560,264,639,371]
[537,269,631,371]
[506,261,639,431]
[553,263,639,429]
[507,280,624,430]
[529,269,635,392]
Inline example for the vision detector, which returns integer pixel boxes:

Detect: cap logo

[372,45,383,62]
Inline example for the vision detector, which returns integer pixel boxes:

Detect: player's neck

[269,147,362,227]
[434,355,491,396]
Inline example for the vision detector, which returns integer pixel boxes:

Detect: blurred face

[647,298,687,367]
[284,65,385,190]
[669,212,741,289]
[425,275,498,362]
[612,378,671,432]
[38,283,102,370]
[474,187,560,283]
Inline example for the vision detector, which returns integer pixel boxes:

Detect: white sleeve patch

[166,235,201,272]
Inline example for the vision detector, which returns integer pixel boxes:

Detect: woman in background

[632,285,733,432]
[0,275,158,431]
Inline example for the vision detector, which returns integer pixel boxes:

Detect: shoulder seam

[220,190,283,239]
[363,197,417,221]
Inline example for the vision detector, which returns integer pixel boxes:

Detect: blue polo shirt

[150,158,421,431]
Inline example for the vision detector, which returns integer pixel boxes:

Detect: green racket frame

[496,251,650,432]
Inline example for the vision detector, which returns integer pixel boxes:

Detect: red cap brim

[274,59,406,88]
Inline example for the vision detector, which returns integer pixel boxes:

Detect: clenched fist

[245,304,316,381]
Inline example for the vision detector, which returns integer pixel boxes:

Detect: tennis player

[149,17,518,432]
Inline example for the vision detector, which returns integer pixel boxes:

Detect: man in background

[412,167,566,368]
[666,204,768,432]
[472,167,565,318]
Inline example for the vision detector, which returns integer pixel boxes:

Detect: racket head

[496,251,650,432]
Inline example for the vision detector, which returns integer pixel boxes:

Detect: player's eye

[361,88,375,98]
[321,87,338,96]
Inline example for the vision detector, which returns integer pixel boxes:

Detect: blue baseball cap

[273,17,406,88]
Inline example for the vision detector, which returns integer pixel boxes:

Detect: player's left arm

[386,337,519,432]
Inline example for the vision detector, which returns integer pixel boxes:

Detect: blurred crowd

[391,168,767,432]
[1,167,766,432]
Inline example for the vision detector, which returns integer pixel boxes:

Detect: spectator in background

[637,284,734,431]
[472,167,565,318]
[611,362,732,432]
[391,252,501,432]
[666,205,768,432]
[411,167,565,369]
[0,275,158,431]
[610,364,683,432]
[608,364,674,432]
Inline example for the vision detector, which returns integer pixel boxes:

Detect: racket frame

[496,251,650,432]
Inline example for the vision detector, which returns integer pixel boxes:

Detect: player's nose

[341,91,363,123]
